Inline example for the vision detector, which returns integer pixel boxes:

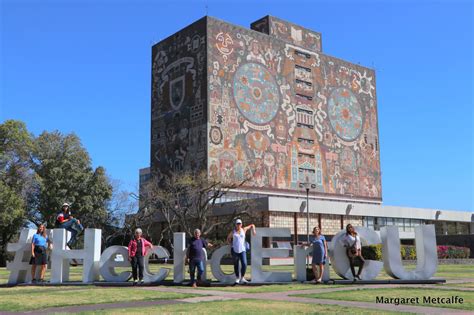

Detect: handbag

[347,238,358,258]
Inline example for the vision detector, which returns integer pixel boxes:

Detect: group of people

[30,203,84,283]
[305,223,365,283]
[29,207,365,285]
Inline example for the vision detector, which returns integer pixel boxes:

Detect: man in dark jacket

[186,229,212,288]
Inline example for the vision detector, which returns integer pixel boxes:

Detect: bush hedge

[361,244,470,260]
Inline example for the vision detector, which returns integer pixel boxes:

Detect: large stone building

[144,15,472,243]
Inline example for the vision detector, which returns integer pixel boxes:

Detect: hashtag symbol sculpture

[6,228,36,284]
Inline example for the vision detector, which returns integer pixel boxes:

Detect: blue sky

[1,0,472,212]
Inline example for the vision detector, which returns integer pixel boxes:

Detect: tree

[141,170,257,243]
[0,120,35,266]
[31,131,113,228]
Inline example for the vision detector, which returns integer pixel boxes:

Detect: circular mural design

[233,63,280,125]
[328,87,363,142]
[210,126,223,145]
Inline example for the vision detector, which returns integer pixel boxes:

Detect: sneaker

[240,278,248,284]
[139,279,144,285]
[133,280,138,286]
[192,282,197,288]
[235,278,240,284]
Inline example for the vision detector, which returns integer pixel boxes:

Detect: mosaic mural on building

[151,18,208,179]
[207,17,381,200]
[251,16,322,52]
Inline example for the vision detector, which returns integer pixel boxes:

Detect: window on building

[364,216,374,229]
[297,137,315,144]
[296,107,314,115]
[295,79,313,87]
[374,217,386,231]
[295,64,311,72]
[296,122,314,129]
[298,152,315,158]
[395,218,404,231]
[294,50,311,59]
[296,93,313,101]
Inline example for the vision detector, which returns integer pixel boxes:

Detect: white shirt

[342,234,361,250]
[232,229,246,253]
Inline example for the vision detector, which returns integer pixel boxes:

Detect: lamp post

[299,178,312,243]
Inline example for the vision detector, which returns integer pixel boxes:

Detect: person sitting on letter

[56,203,84,248]
[342,224,365,280]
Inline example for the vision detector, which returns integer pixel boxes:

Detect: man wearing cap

[56,203,84,248]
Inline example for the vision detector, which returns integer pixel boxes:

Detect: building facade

[147,15,472,241]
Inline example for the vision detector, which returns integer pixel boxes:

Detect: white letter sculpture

[51,228,101,283]
[99,246,131,282]
[210,245,236,284]
[294,244,330,282]
[143,246,171,283]
[381,225,437,280]
[172,232,208,283]
[251,228,292,283]
[7,228,37,284]
[173,232,186,283]
[329,227,383,280]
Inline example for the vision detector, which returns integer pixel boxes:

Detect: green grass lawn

[69,299,411,315]
[293,288,474,311]
[447,282,474,288]
[0,264,472,313]
[197,283,346,293]
[0,286,198,312]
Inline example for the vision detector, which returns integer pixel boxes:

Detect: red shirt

[128,238,152,257]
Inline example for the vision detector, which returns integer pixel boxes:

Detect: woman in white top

[342,224,365,280]
[227,219,256,284]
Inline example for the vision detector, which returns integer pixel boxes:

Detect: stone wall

[267,211,363,237]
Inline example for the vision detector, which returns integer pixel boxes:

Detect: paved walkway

[2,280,472,315]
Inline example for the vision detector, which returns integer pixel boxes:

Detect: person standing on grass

[342,224,365,280]
[226,219,256,284]
[31,224,51,283]
[128,228,153,285]
[304,226,327,283]
[186,229,213,288]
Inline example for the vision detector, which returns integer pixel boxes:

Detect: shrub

[405,246,417,260]
[400,246,406,259]
[362,244,382,260]
[360,245,470,260]
[436,245,469,259]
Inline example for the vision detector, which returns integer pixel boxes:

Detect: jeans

[231,249,247,278]
[349,255,365,277]
[60,219,84,248]
[131,256,144,280]
[189,259,204,284]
